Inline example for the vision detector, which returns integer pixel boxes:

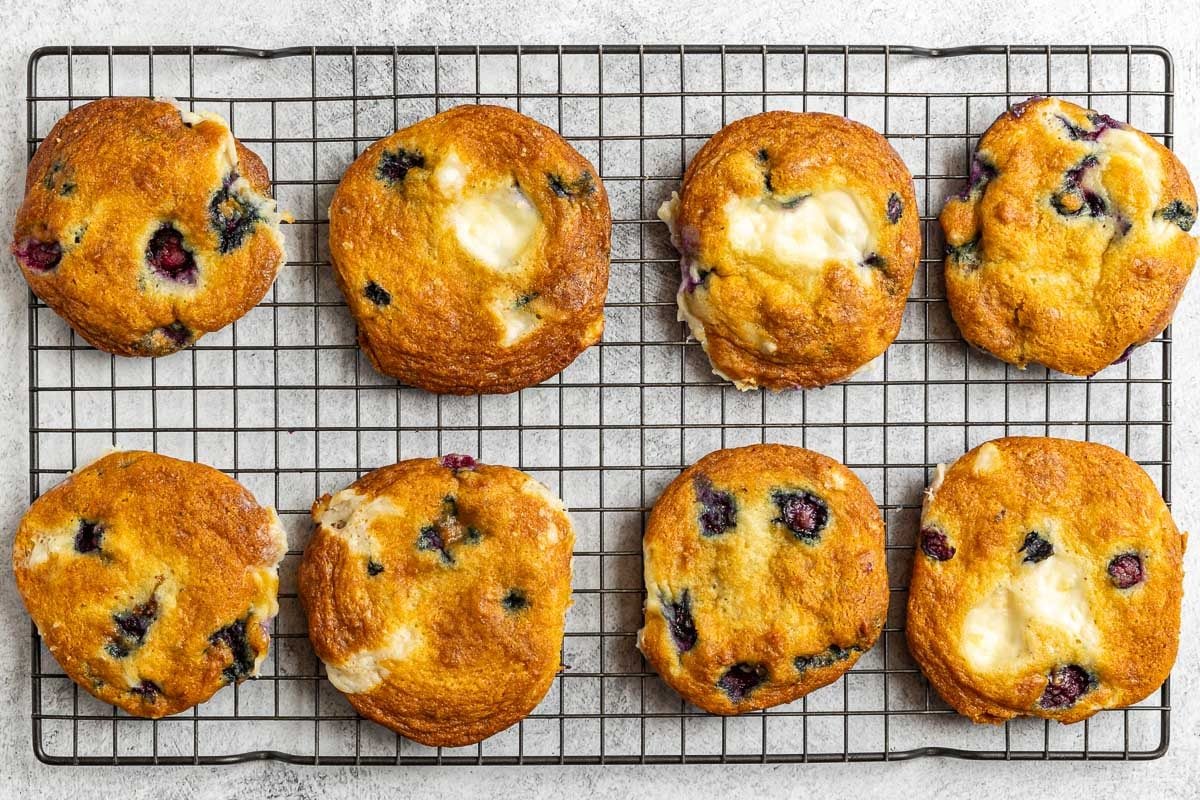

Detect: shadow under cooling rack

[27,44,1173,765]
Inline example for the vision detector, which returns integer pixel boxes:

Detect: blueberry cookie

[638,444,888,714]
[940,97,1198,375]
[908,437,1185,724]
[658,111,920,390]
[328,105,610,395]
[11,97,285,357]
[298,455,574,746]
[12,451,287,718]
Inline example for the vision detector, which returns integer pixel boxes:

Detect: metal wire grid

[25,44,1174,765]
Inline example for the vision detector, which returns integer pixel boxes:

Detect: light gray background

[2,0,1198,797]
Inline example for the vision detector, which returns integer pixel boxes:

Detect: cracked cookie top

[12,451,287,718]
[908,437,1185,724]
[638,444,888,714]
[940,96,1198,375]
[11,97,285,357]
[298,455,574,746]
[659,111,920,390]
[328,105,611,395]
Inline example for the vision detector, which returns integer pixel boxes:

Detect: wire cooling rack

[25,44,1175,765]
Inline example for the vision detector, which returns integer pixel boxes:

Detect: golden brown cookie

[658,111,920,390]
[940,96,1198,375]
[298,454,574,746]
[328,105,611,394]
[908,437,1185,724]
[638,444,888,714]
[11,97,286,356]
[12,451,287,718]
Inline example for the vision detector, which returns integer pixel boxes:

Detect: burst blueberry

[74,519,104,553]
[958,155,997,200]
[947,238,981,269]
[502,588,530,612]
[717,662,767,702]
[548,172,595,198]
[693,475,737,537]
[661,589,697,654]
[12,236,62,273]
[861,252,887,269]
[772,490,829,543]
[366,559,385,576]
[158,322,192,347]
[107,595,160,658]
[130,680,161,701]
[208,173,260,253]
[363,281,391,307]
[1108,552,1144,589]
[210,619,256,684]
[920,527,955,561]
[146,225,197,284]
[1019,531,1054,563]
[795,643,860,673]
[1157,200,1196,232]
[1038,664,1095,710]
[886,193,903,223]
[377,148,425,184]
[439,453,477,471]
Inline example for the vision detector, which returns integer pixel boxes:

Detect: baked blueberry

[887,193,903,223]
[772,490,829,543]
[210,619,256,683]
[717,662,767,702]
[439,453,477,471]
[74,519,104,553]
[363,281,391,307]
[366,559,385,576]
[661,589,697,654]
[795,644,859,673]
[958,155,997,200]
[107,595,160,658]
[159,322,193,347]
[209,173,261,253]
[377,148,425,184]
[1038,664,1094,710]
[919,527,955,561]
[502,588,529,612]
[416,525,452,564]
[693,475,737,537]
[947,239,981,269]
[1157,200,1196,232]
[145,225,197,284]
[1019,531,1053,563]
[129,679,162,701]
[1108,553,1144,589]
[12,236,62,273]
[548,172,596,198]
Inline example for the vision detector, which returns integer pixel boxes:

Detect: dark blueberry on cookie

[514,292,538,308]
[502,588,530,612]
[1108,552,1144,589]
[771,490,829,543]
[886,193,903,223]
[1157,200,1196,232]
[366,559,385,576]
[209,173,261,254]
[1038,664,1095,710]
[861,252,887,269]
[12,236,62,273]
[1019,531,1054,563]
[693,475,737,537]
[439,453,477,471]
[946,238,981,269]
[795,643,859,673]
[717,662,768,702]
[417,525,452,564]
[210,619,256,684]
[919,527,955,561]
[108,595,160,658]
[377,148,425,184]
[958,155,997,200]
[145,225,197,284]
[363,281,391,307]
[548,172,596,198]
[159,322,193,347]
[1057,112,1120,142]
[1008,96,1043,118]
[74,519,104,553]
[130,680,162,701]
[661,589,697,654]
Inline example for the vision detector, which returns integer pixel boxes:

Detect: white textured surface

[2,0,1199,797]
